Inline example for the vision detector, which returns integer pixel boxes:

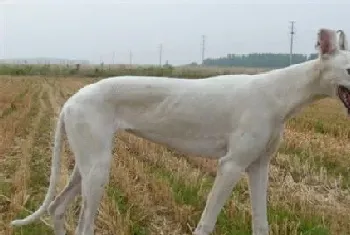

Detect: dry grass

[0,75,349,235]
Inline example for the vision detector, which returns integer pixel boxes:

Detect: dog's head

[316,28,350,113]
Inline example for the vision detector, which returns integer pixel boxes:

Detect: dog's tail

[11,110,65,226]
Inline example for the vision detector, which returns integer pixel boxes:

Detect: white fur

[10,28,350,235]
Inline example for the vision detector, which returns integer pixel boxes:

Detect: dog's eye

[347,68,350,75]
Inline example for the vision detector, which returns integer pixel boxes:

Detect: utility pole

[289,21,295,65]
[201,35,206,65]
[0,9,5,60]
[112,51,115,64]
[159,44,163,67]
[129,50,133,66]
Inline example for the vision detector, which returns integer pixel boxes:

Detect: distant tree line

[203,53,319,68]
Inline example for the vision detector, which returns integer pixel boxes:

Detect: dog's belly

[126,129,228,158]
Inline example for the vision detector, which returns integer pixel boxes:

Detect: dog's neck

[262,59,327,121]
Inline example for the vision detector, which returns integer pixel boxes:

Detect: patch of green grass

[130,223,149,235]
[12,211,52,235]
[288,115,350,139]
[278,141,350,188]
[106,184,150,235]
[149,165,252,234]
[106,187,129,214]
[215,211,252,235]
[12,195,53,234]
[0,181,12,215]
[313,120,327,134]
[28,115,51,197]
[269,205,330,235]
[148,160,332,235]
[151,167,207,208]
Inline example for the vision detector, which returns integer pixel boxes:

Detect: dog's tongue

[340,87,350,117]
[339,86,350,110]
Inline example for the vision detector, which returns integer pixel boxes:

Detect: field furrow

[1,81,47,234]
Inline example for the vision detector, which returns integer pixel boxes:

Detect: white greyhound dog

[10,28,350,235]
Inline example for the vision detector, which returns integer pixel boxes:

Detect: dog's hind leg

[63,109,116,235]
[76,150,113,235]
[47,165,82,235]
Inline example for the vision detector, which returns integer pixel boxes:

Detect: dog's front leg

[193,120,277,235]
[246,129,282,235]
[193,154,245,235]
[246,155,270,235]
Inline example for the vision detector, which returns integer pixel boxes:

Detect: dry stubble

[1,76,349,235]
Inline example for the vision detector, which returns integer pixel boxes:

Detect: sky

[1,0,350,65]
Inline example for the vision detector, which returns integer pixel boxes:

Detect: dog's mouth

[338,85,350,114]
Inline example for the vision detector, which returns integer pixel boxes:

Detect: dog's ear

[316,28,339,57]
[337,30,349,50]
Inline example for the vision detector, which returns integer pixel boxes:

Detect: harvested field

[1,75,349,235]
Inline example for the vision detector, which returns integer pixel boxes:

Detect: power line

[289,21,295,65]
[201,35,206,65]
